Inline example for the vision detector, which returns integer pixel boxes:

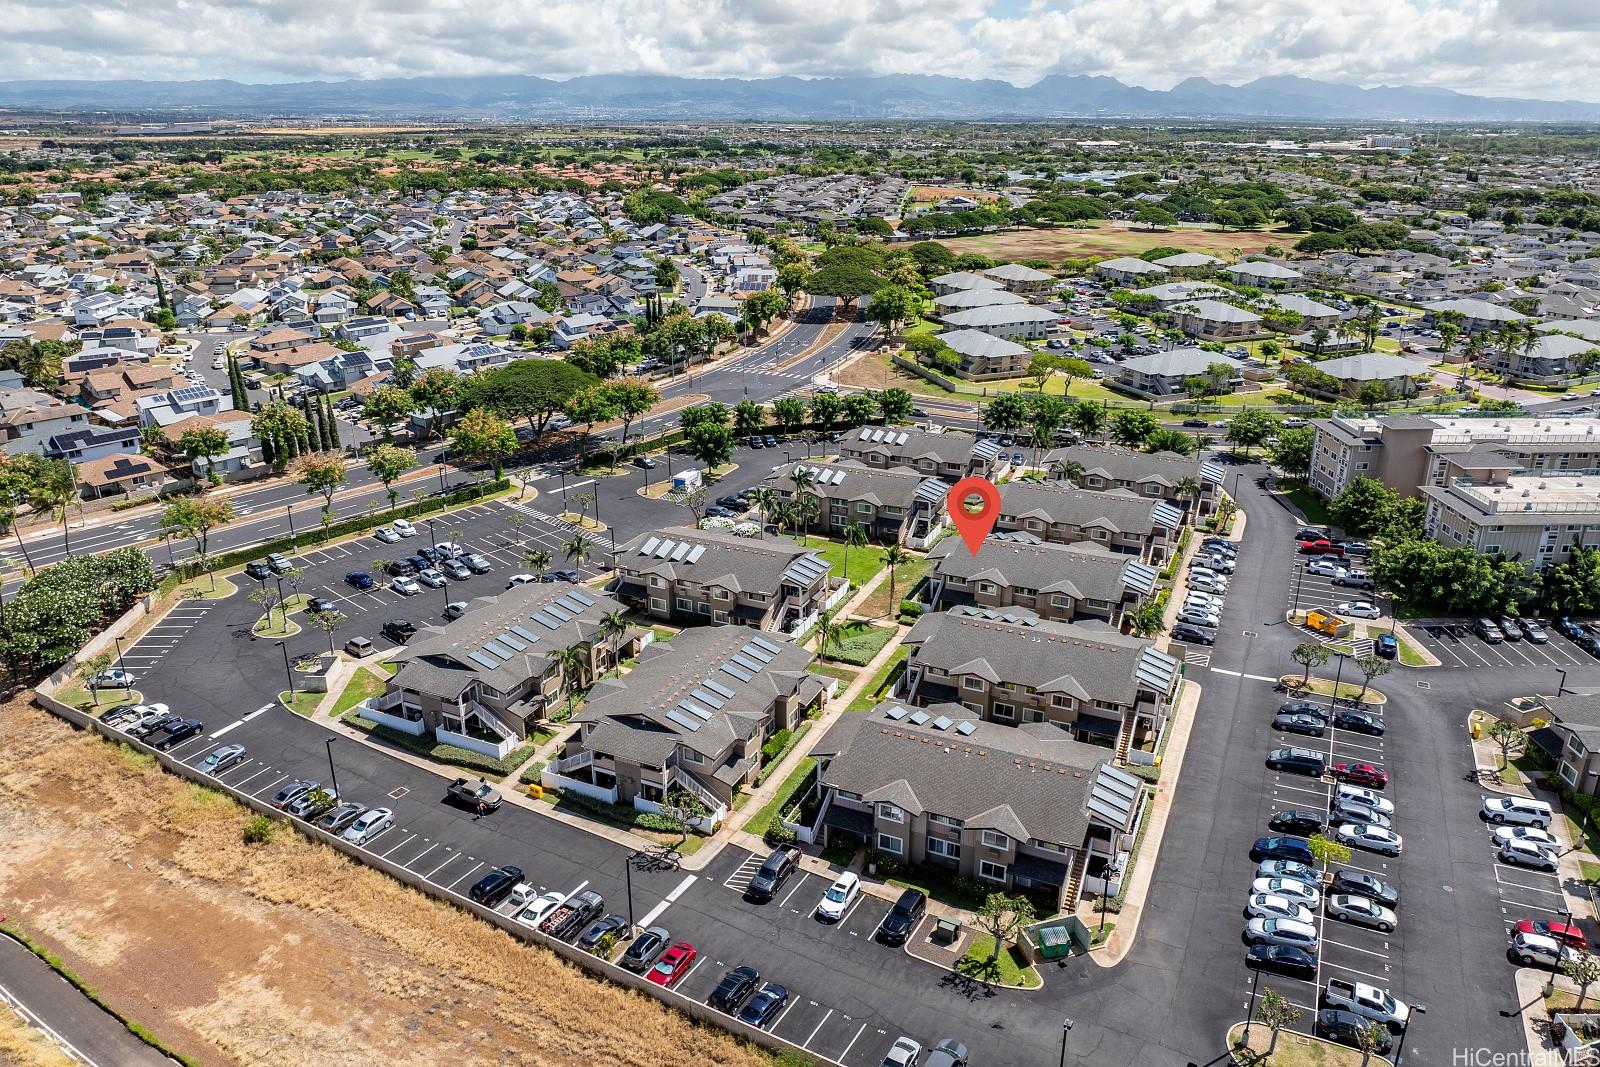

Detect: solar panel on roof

[885,705,908,720]
[703,678,736,699]
[678,699,714,721]
[567,591,594,607]
[496,632,529,651]
[671,541,692,561]
[665,708,702,732]
[482,640,514,659]
[509,624,540,643]
[685,545,705,564]
[895,432,908,445]
[907,710,930,726]
[731,654,764,674]
[639,536,661,556]
[530,611,561,630]
[654,539,675,558]
[721,662,754,683]
[931,715,953,732]
[749,635,782,655]
[544,603,574,621]
[689,687,725,709]
[955,720,977,736]
[467,650,502,671]
[555,595,586,613]
[740,642,775,663]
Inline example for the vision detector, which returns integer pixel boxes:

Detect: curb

[899,914,1045,992]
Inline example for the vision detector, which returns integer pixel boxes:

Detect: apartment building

[938,303,1059,340]
[935,328,1032,380]
[898,606,1180,754]
[1538,693,1600,796]
[765,459,949,548]
[1309,413,1600,500]
[1169,299,1265,342]
[810,701,1146,912]
[983,262,1055,296]
[558,626,827,809]
[1419,471,1600,570]
[1114,349,1245,400]
[993,480,1184,563]
[611,526,841,634]
[836,425,1001,482]
[1042,444,1224,517]
[376,584,642,755]
[924,533,1159,626]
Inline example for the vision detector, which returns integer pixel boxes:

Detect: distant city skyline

[1,0,1595,105]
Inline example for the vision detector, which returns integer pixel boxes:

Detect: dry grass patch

[936,223,1283,262]
[0,698,770,1067]
[0,1006,79,1067]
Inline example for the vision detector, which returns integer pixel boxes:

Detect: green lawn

[859,557,930,618]
[956,937,1042,989]
[745,757,816,838]
[279,689,323,717]
[810,537,896,589]
[329,668,387,718]
[819,622,897,666]
[1278,478,1333,527]
[848,646,909,712]
[809,663,860,687]
[342,711,538,779]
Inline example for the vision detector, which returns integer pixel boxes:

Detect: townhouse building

[1114,348,1245,400]
[935,328,1032,379]
[924,533,1159,627]
[835,425,1001,483]
[765,459,949,548]
[1041,444,1224,516]
[993,479,1184,562]
[1169,298,1265,341]
[611,526,842,634]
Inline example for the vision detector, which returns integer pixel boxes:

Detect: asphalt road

[0,933,173,1067]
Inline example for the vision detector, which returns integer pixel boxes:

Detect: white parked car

[391,575,422,596]
[1492,824,1560,850]
[506,574,540,588]
[373,526,402,544]
[1335,784,1394,815]
[1335,823,1403,856]
[1305,558,1346,578]
[1336,601,1382,619]
[391,518,418,537]
[1481,796,1553,827]
[1499,839,1560,872]
[815,871,861,922]
[417,568,447,588]
[89,669,138,688]
[1183,591,1225,611]
[1190,571,1230,592]
[1326,893,1397,932]
[1510,930,1577,968]
[880,1037,923,1067]
[516,891,567,928]
[342,806,393,845]
[1196,554,1236,574]
[1245,893,1315,924]
[1249,877,1321,908]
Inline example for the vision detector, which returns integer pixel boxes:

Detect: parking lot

[1285,550,1387,642]
[1410,619,1598,671]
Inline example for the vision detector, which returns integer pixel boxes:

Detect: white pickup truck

[1322,978,1410,1030]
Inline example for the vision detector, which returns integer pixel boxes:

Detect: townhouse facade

[1042,444,1225,516]
[835,425,1001,482]
[765,459,950,548]
[993,479,1184,562]
[924,533,1159,627]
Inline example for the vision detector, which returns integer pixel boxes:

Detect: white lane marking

[426,852,462,879]
[378,831,417,858]
[403,843,440,871]
[209,719,246,739]
[448,862,485,890]
[251,774,288,798]
[0,977,105,1067]
[1321,937,1391,959]
[803,1008,834,1047]
[637,874,697,929]
[839,1023,868,1062]
[243,704,274,722]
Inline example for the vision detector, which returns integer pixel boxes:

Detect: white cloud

[0,0,1592,101]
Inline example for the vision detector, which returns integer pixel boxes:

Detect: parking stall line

[215,758,255,778]
[378,832,418,858]
[838,1023,868,1062]
[181,743,220,765]
[426,852,462,879]
[251,775,288,798]
[803,1008,834,1047]
[1495,876,1563,898]
[1319,959,1394,983]
[448,862,484,890]
[1333,857,1394,879]
[771,997,800,1032]
[234,767,276,790]
[1321,938,1391,960]
[1501,897,1567,915]
[777,876,808,910]
[402,843,440,871]
[1271,782,1329,801]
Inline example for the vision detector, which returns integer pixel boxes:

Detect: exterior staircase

[1114,709,1136,765]
[1063,849,1092,913]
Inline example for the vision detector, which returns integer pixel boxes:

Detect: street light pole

[1392,1003,1425,1066]
[625,853,636,935]
[286,503,296,545]
[1558,667,1569,697]
[324,738,341,802]
[113,635,131,695]
[1058,1018,1073,1067]
[1243,963,1263,1042]
[1546,909,1574,996]
[277,640,296,696]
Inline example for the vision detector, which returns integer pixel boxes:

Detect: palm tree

[1048,459,1084,486]
[813,612,842,662]
[792,493,821,544]
[842,525,868,587]
[1172,475,1202,523]
[29,468,77,557]
[562,533,591,571]
[883,544,909,608]
[749,486,777,536]
[596,608,629,672]
[523,548,552,579]
[555,642,590,722]
[1462,330,1488,389]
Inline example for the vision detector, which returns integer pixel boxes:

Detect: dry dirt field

[934,222,1284,261]
[0,700,769,1067]
[909,185,1003,203]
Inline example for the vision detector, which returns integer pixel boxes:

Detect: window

[992,702,1015,720]
[1031,839,1067,854]
[977,582,999,595]
[679,747,703,765]
[978,860,1008,882]
[981,829,1010,850]
[961,701,984,715]
[877,833,904,855]
[928,812,963,828]
[1050,594,1070,607]
[697,602,711,614]
[856,502,873,514]
[1571,736,1588,758]
[650,598,668,611]
[1092,529,1108,540]
[714,611,729,623]
[675,597,694,612]
[837,790,863,802]
[650,576,666,588]
[878,803,904,823]
[926,837,960,859]
[1562,762,1579,788]
[963,677,986,691]
[714,588,731,600]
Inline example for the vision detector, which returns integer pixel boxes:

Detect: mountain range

[2,72,1598,122]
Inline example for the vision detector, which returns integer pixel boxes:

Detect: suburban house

[134,385,230,428]
[934,328,1032,379]
[1224,261,1304,289]
[1302,352,1422,398]
[993,480,1184,562]
[924,533,1159,627]
[765,459,950,548]
[41,424,141,464]
[1168,299,1265,341]
[551,626,828,811]
[933,288,1026,312]
[836,425,1002,482]
[75,452,165,499]
[1041,444,1225,516]
[1094,257,1169,286]
[611,526,843,634]
[373,583,644,755]
[809,700,1147,913]
[896,605,1180,756]
[938,303,1059,341]
[1114,348,1245,400]
[163,411,263,481]
[1422,297,1528,334]
[1487,332,1600,383]
[984,262,1055,295]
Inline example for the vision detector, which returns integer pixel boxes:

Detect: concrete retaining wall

[31,688,828,1065]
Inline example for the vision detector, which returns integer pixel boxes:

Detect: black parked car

[1278,701,1328,719]
[417,546,445,564]
[149,719,204,750]
[1556,616,1587,640]
[1333,710,1385,736]
[244,560,273,581]
[1578,635,1600,659]
[1329,869,1399,907]
[737,983,788,1029]
[746,845,800,903]
[1317,1009,1393,1053]
[468,865,524,907]
[1245,943,1317,980]
[1273,712,1327,737]
[381,619,417,643]
[1266,748,1327,777]
[621,925,671,972]
[877,887,928,946]
[1251,836,1316,864]
[307,596,339,614]
[386,558,418,577]
[1170,623,1216,646]
[709,965,760,1013]
[545,568,581,583]
[1268,809,1325,836]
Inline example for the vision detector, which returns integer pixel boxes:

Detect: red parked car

[1515,919,1588,952]
[1332,761,1388,789]
[1299,539,1346,557]
[646,941,697,987]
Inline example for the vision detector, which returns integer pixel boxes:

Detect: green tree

[158,496,234,558]
[1563,951,1600,1011]
[876,388,915,424]
[177,425,231,483]
[605,377,660,449]
[1224,408,1280,456]
[1110,409,1159,448]
[522,549,552,579]
[307,608,347,653]
[733,399,767,438]
[567,385,620,469]
[839,393,877,428]
[1329,476,1398,536]
[771,397,807,437]
[809,392,842,434]
[1143,428,1197,456]
[1027,395,1070,465]
[1253,987,1301,1057]
[882,544,909,607]
[1290,641,1330,682]
[684,422,734,470]
[293,452,347,531]
[974,892,1036,967]
[983,392,1031,435]
[1267,425,1316,478]
[1486,718,1526,772]
[1354,654,1391,699]
[449,407,518,478]
[455,360,597,440]
[865,283,918,338]
[365,443,416,510]
[360,385,415,442]
[408,367,459,441]
[1064,400,1105,441]
[251,401,310,470]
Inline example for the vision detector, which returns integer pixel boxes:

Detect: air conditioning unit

[1117,833,1135,853]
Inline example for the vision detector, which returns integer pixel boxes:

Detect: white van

[1481,795,1553,828]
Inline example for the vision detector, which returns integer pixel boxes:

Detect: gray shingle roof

[1118,347,1244,377]
[767,459,936,510]
[1042,444,1211,491]
[927,535,1147,603]
[616,525,829,595]
[996,480,1178,536]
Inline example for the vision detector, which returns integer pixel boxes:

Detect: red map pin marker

[947,476,1000,556]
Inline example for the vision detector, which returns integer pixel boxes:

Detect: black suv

[244,560,273,581]
[709,965,760,1013]
[386,558,419,577]
[468,865,523,906]
[1266,747,1327,777]
[381,619,417,643]
[1268,809,1325,836]
[746,845,800,902]
[877,887,927,946]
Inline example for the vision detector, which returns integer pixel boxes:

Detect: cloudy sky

[2,0,1593,101]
